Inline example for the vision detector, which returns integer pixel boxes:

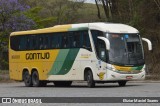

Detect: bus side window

[80,31,92,51]
[19,36,25,50]
[43,35,49,49]
[10,36,20,51]
[82,31,91,51]
[73,32,81,48]
[26,36,30,50]
[38,36,44,49]
[68,32,75,48]
[32,35,37,50]
[73,36,77,48]
[58,34,62,48]
[50,33,61,49]
[51,35,56,49]
[62,33,68,48]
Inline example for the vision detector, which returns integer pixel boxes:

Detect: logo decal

[97,72,105,80]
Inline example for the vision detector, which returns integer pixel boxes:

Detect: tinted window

[91,30,105,60]
[10,30,92,51]
[91,30,103,48]
[97,39,107,62]
[10,36,20,51]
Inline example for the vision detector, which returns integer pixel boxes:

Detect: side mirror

[142,38,152,51]
[98,37,110,50]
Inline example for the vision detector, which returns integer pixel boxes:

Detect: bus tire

[54,81,72,87]
[118,81,127,87]
[32,71,41,87]
[23,71,32,87]
[86,71,95,88]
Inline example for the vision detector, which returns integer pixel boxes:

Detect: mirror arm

[142,38,152,51]
[98,37,110,50]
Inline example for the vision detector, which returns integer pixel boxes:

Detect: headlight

[106,65,116,71]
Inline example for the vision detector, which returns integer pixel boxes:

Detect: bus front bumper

[106,70,145,81]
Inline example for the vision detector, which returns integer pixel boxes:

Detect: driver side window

[97,39,107,62]
[91,30,108,62]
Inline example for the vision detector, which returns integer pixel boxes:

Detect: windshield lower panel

[106,33,144,66]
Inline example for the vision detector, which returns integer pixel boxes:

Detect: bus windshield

[106,33,144,66]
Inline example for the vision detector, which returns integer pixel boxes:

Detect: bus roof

[10,22,139,36]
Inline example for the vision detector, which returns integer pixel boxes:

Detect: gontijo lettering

[26,52,50,60]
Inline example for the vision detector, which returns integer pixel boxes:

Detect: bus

[9,22,152,87]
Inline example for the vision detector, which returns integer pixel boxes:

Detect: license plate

[126,76,133,79]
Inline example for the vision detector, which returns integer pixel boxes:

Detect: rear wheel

[32,71,47,87]
[118,81,127,87]
[54,81,72,87]
[86,71,95,88]
[23,71,32,87]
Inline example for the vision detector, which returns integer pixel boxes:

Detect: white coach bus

[9,22,152,87]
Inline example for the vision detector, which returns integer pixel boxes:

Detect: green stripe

[131,65,144,70]
[48,49,80,75]
[136,66,143,70]
[57,49,79,74]
[48,49,69,75]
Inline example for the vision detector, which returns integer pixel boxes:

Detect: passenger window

[51,35,57,48]
[43,36,50,49]
[38,36,44,49]
[10,36,20,50]
[68,32,75,48]
[73,32,81,48]
[82,31,91,51]
[32,35,37,50]
[62,33,69,48]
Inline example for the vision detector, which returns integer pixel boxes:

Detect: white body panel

[47,22,145,82]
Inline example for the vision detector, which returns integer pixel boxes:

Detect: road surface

[0,82,159,106]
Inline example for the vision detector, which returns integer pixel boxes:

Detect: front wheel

[86,71,95,88]
[23,71,32,87]
[118,81,127,87]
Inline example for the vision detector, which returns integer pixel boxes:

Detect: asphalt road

[0,82,160,106]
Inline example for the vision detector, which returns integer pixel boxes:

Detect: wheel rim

[24,73,30,84]
[87,74,91,84]
[32,73,38,85]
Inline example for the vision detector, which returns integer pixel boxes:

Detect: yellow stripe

[10,24,72,36]
[113,65,132,71]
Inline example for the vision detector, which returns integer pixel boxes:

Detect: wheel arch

[22,68,29,81]
[31,68,38,75]
[84,67,93,81]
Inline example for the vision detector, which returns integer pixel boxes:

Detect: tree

[0,0,35,31]
[0,0,35,69]
[24,6,57,28]
[95,0,112,21]
[38,0,85,25]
